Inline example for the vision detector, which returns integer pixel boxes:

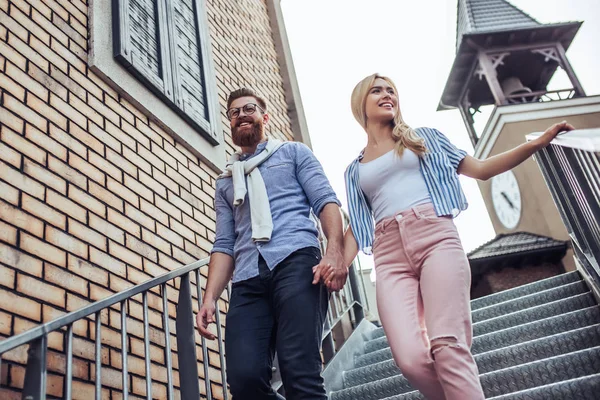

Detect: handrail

[527,128,600,152]
[0,258,209,355]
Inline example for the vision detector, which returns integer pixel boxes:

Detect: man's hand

[312,250,347,292]
[196,299,217,340]
[535,121,575,149]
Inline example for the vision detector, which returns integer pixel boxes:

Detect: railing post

[348,265,364,324]
[22,335,47,400]
[176,274,201,400]
[321,319,335,364]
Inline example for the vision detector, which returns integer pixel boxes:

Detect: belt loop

[412,206,421,219]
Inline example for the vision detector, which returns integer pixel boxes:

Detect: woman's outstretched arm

[457,121,574,181]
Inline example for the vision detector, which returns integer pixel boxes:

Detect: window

[89,0,224,169]
[113,0,219,144]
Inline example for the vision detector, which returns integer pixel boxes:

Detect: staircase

[328,271,600,399]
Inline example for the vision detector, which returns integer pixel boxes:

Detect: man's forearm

[204,252,235,303]
[319,203,344,255]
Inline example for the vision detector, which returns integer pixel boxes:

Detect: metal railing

[0,210,372,399]
[0,258,229,400]
[527,128,600,289]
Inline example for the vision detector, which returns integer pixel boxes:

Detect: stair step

[343,324,600,388]
[472,281,588,323]
[471,271,582,311]
[362,293,596,355]
[355,306,600,368]
[473,292,595,336]
[487,373,600,399]
[366,272,584,342]
[333,347,600,400]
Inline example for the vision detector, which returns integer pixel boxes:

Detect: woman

[316,73,573,399]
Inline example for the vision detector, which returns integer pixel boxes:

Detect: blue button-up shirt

[212,141,341,282]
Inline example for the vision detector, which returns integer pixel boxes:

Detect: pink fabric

[373,203,484,400]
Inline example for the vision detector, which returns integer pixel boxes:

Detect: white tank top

[359,149,431,223]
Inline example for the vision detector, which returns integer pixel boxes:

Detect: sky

[280,0,600,272]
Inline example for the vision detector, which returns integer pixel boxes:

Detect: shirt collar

[239,140,268,161]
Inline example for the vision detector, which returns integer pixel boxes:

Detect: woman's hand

[533,121,575,149]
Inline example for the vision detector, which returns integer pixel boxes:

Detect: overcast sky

[281,0,600,271]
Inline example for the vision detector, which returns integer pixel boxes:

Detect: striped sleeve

[344,159,375,254]
[432,128,467,170]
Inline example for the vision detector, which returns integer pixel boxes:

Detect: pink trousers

[373,203,484,400]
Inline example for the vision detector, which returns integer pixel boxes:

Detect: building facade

[0,0,307,398]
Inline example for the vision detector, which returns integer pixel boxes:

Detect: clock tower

[439,0,600,271]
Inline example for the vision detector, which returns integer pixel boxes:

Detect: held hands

[196,299,217,340]
[312,250,347,292]
[535,121,575,149]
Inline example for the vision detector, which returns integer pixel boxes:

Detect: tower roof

[457,0,540,51]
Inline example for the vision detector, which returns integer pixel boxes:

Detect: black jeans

[225,247,329,400]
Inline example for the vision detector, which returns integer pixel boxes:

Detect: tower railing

[527,128,600,290]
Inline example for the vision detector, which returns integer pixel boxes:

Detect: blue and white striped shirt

[344,127,468,254]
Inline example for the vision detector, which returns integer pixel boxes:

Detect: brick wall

[0,0,295,398]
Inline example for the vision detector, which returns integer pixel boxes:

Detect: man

[196,88,346,399]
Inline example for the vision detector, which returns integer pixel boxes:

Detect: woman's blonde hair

[350,73,426,157]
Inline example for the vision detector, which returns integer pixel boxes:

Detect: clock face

[491,170,522,230]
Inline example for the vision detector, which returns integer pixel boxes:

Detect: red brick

[44,263,88,297]
[107,177,139,207]
[124,203,155,232]
[21,194,66,230]
[0,139,22,168]
[141,228,171,255]
[89,213,125,245]
[68,187,104,220]
[0,241,43,276]
[156,223,184,248]
[89,247,126,276]
[68,254,109,287]
[89,151,122,183]
[0,262,15,288]
[17,273,65,307]
[0,67,26,101]
[0,159,45,199]
[50,92,86,128]
[138,169,168,198]
[69,218,107,251]
[70,152,105,185]
[3,91,47,131]
[46,225,88,259]
[108,241,143,270]
[25,123,67,161]
[89,181,124,212]
[49,123,87,158]
[48,187,87,223]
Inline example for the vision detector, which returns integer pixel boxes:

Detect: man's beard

[232,118,264,147]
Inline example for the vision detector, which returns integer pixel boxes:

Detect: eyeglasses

[226,103,265,121]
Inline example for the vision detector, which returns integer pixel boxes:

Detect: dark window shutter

[166,0,218,143]
[113,0,174,99]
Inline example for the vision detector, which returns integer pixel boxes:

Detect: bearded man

[196,88,345,399]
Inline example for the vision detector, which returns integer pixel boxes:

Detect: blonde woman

[313,73,573,399]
